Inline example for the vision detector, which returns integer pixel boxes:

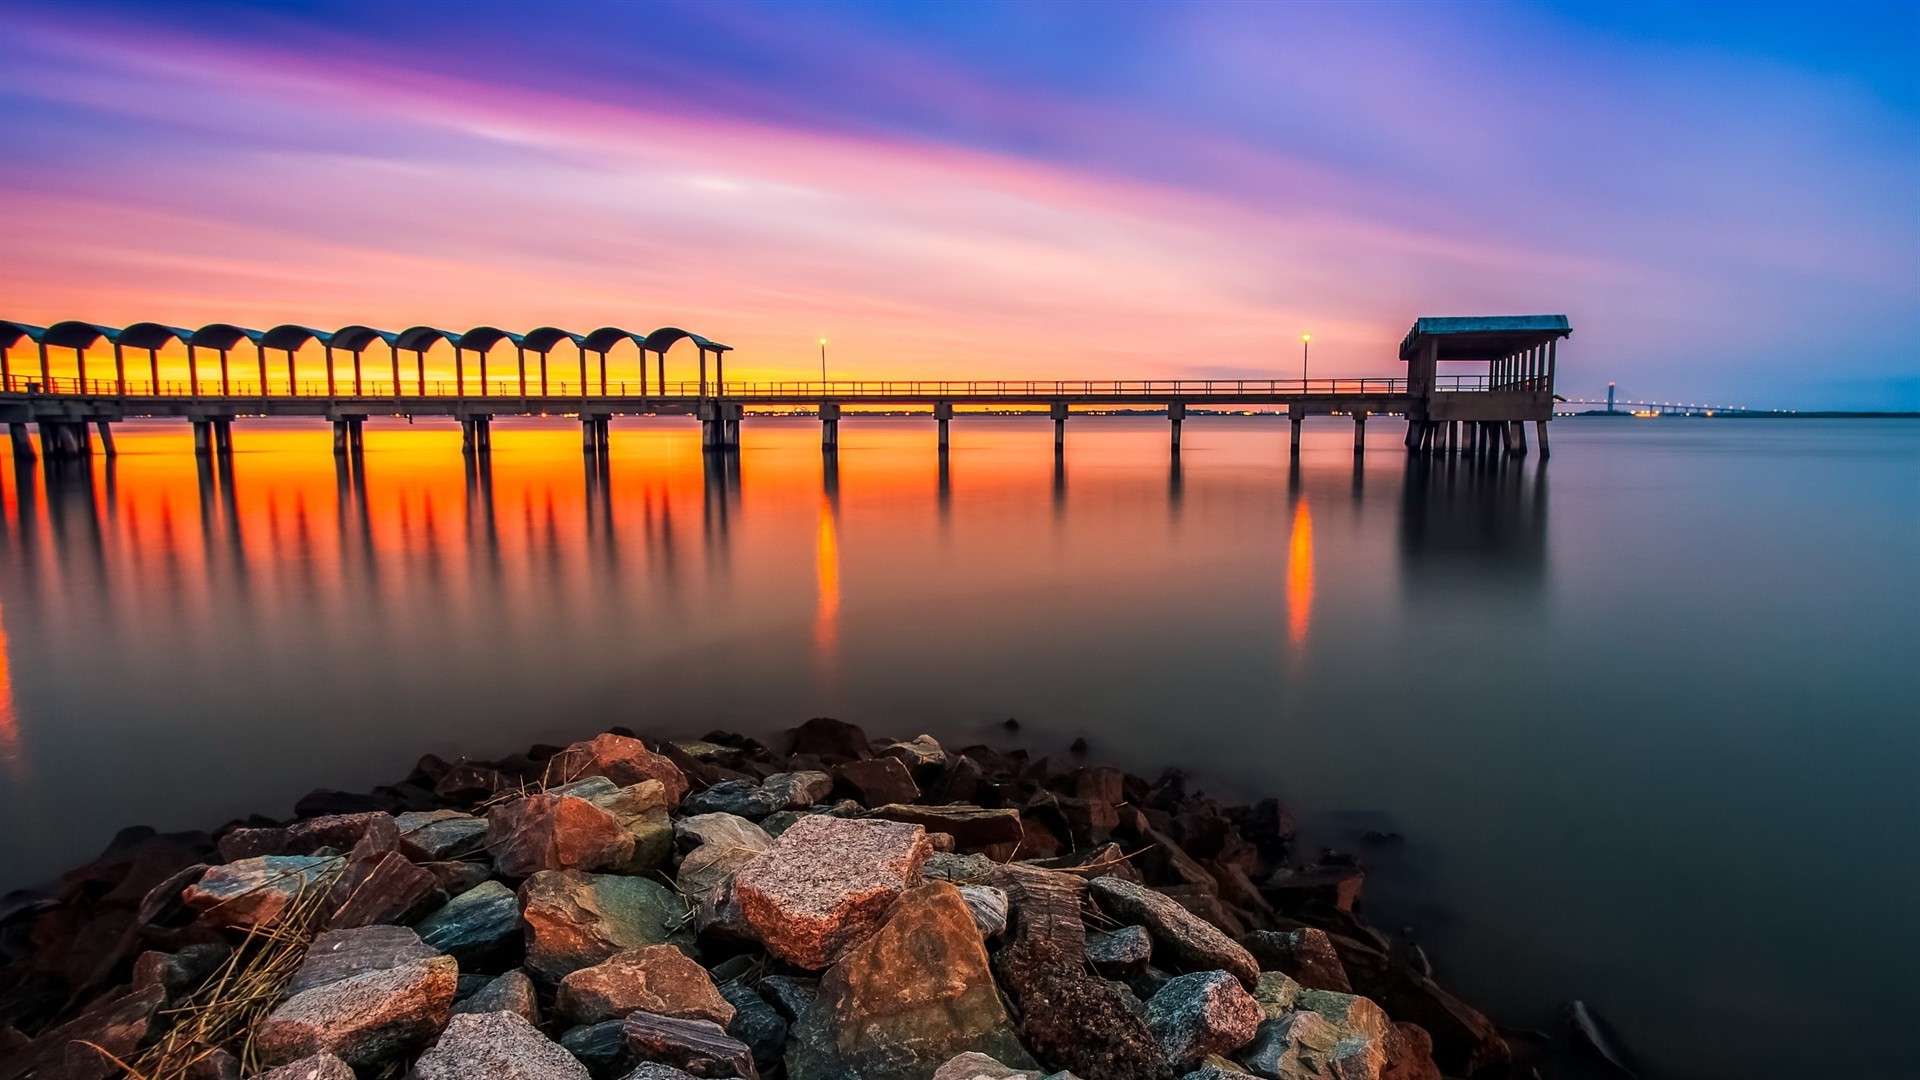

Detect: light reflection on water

[0,415,1915,1080]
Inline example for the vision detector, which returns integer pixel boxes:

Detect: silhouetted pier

[1,315,1569,461]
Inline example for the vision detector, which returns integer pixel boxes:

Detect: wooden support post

[698,347,708,399]
[416,350,426,396]
[187,344,199,396]
[582,416,600,454]
[37,341,50,388]
[1169,402,1185,451]
[1051,401,1067,452]
[218,348,230,396]
[1290,413,1303,458]
[75,346,87,391]
[95,421,116,456]
[391,343,401,401]
[454,347,464,398]
[577,345,588,406]
[478,348,489,397]
[1353,411,1367,452]
[332,420,348,456]
[598,350,608,395]
[935,401,954,451]
[213,420,232,456]
[193,420,212,456]
[353,348,363,396]
[820,401,840,450]
[9,423,34,462]
[349,419,365,455]
[286,349,298,396]
[256,344,268,397]
[1536,419,1550,460]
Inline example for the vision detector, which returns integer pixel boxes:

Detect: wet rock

[396,810,488,862]
[761,771,835,811]
[732,815,931,969]
[834,757,921,805]
[485,781,672,878]
[882,734,947,771]
[326,850,440,929]
[1145,971,1263,1069]
[454,970,540,1024]
[561,1019,633,1076]
[1090,877,1258,989]
[958,885,1008,939]
[0,982,163,1080]
[783,717,873,762]
[680,780,781,821]
[1087,925,1154,978]
[866,804,1024,852]
[991,936,1170,1080]
[417,879,521,965]
[756,975,817,1022]
[288,925,438,996]
[254,954,457,1068]
[519,870,690,983]
[252,1053,356,1080]
[786,881,1031,1080]
[1243,929,1351,993]
[420,860,494,897]
[558,946,734,1027]
[415,1009,590,1080]
[622,1011,759,1079]
[549,733,690,805]
[717,980,787,1073]
[181,855,344,929]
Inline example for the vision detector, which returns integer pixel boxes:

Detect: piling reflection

[1396,454,1548,601]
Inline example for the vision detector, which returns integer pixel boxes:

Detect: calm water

[1,416,1914,1078]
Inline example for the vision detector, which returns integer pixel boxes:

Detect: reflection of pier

[1396,454,1548,599]
[4,315,1572,462]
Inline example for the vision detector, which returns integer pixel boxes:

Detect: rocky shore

[0,720,1524,1080]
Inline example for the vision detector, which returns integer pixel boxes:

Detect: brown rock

[181,855,345,929]
[864,804,1023,851]
[549,733,689,806]
[557,946,735,1027]
[785,881,1032,1080]
[519,870,690,983]
[484,781,671,878]
[0,982,163,1080]
[834,757,921,805]
[1260,865,1365,913]
[326,850,439,929]
[991,936,1171,1080]
[783,717,872,762]
[254,955,457,1068]
[1089,876,1258,989]
[1243,928,1352,993]
[731,815,930,969]
[289,925,438,995]
[622,1011,759,1079]
[252,1053,356,1080]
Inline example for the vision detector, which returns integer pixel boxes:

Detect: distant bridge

[2,314,1573,461]
[1556,399,1785,417]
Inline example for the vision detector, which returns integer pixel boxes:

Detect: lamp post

[1301,333,1311,388]
[819,338,828,385]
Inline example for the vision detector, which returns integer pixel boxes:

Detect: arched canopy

[191,324,264,350]
[394,325,461,351]
[114,323,193,349]
[641,327,730,354]
[260,324,333,350]
[582,326,646,353]
[521,326,584,353]
[42,321,117,349]
[331,325,398,352]
[0,321,47,349]
[457,326,523,352]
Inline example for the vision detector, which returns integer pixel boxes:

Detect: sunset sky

[1,1,1913,408]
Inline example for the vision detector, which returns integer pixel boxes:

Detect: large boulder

[1242,930,1351,993]
[485,779,672,878]
[786,881,1033,1080]
[416,879,521,965]
[623,1011,759,1079]
[287,925,438,996]
[674,814,772,902]
[990,936,1170,1080]
[519,870,690,983]
[415,1010,590,1080]
[834,757,921,805]
[557,946,735,1027]
[1145,971,1263,1069]
[396,810,488,862]
[1090,877,1258,989]
[549,733,689,805]
[865,805,1024,852]
[181,855,344,929]
[732,815,931,969]
[254,951,457,1068]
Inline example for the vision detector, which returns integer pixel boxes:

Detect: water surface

[1,415,1914,1079]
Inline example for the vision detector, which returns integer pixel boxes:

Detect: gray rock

[416,1009,590,1079]
[930,1052,1050,1079]
[760,771,834,811]
[717,980,786,1072]
[622,1010,759,1078]
[395,810,488,862]
[1087,925,1154,977]
[288,925,438,996]
[453,970,539,1024]
[1241,929,1351,994]
[252,1053,356,1080]
[674,813,772,851]
[758,811,801,836]
[755,974,816,1022]
[681,780,783,821]
[254,955,458,1068]
[882,734,947,770]
[1239,1009,1341,1079]
[1090,877,1258,988]
[1146,971,1263,1069]
[675,815,773,902]
[921,851,999,885]
[959,885,1010,938]
[561,1018,632,1075]
[618,1066,703,1080]
[417,880,522,964]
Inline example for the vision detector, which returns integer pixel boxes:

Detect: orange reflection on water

[815,493,841,664]
[1287,497,1313,646]
[0,598,21,774]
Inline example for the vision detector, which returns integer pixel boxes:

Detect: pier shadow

[1396,454,1548,602]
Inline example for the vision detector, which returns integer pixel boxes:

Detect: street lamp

[1301,333,1311,387]
[819,338,828,385]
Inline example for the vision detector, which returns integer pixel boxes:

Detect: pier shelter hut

[260,326,336,395]
[39,322,118,392]
[581,327,651,397]
[0,322,47,389]
[114,323,194,393]
[331,326,402,396]
[1400,315,1572,456]
[521,327,585,396]
[188,324,265,397]
[640,327,732,398]
[456,327,525,397]
[393,327,463,397]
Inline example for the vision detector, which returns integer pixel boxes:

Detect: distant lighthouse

[1607,382,1617,414]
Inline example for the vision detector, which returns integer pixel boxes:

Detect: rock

[1294,989,1390,1045]
[681,780,782,821]
[930,1052,1055,1079]
[520,870,690,983]
[0,982,163,1080]
[1259,868,1365,914]
[865,804,1024,852]
[620,1066,703,1080]
[436,761,510,804]
[1243,929,1352,993]
[1087,925,1154,977]
[421,859,494,896]
[675,813,772,851]
[1145,971,1262,1069]
[454,970,540,1024]
[1380,1023,1442,1080]
[1239,1010,1344,1080]
[923,851,999,885]
[217,812,395,863]
[675,816,773,902]
[415,1010,591,1080]
[1251,971,1304,1018]
[1180,1060,1252,1080]
[716,980,787,1072]
[882,734,946,770]
[958,885,1009,938]
[251,1053,357,1080]
[417,879,521,965]
[732,815,931,969]
[991,936,1170,1080]
[181,855,344,929]
[1090,877,1258,989]
[756,975,817,1022]
[1338,964,1507,1077]
[993,863,1088,956]
[761,771,834,811]
[254,954,457,1068]
[759,811,799,837]
[485,781,672,878]
[557,946,734,1027]
[786,881,1032,1080]
[834,757,921,805]
[131,942,232,1005]
[288,925,438,996]
[550,733,690,805]
[622,1011,759,1079]
[396,810,488,862]
[561,1019,633,1076]
[783,717,872,762]
[326,850,440,929]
